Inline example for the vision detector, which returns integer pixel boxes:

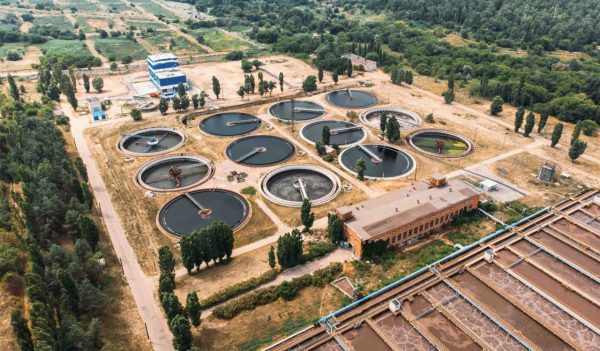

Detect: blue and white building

[88,97,106,121]
[147,53,189,99]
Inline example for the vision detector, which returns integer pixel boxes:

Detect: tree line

[1,93,108,349]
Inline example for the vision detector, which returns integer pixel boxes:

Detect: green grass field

[94,38,148,61]
[37,39,91,57]
[143,31,206,54]
[192,28,255,52]
[126,19,168,30]
[129,0,178,19]
[0,42,28,57]
[33,15,71,27]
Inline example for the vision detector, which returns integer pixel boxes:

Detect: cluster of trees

[237,71,278,99]
[34,62,103,110]
[390,68,413,86]
[368,0,600,51]
[178,0,600,125]
[379,114,401,143]
[156,247,201,351]
[276,229,304,269]
[1,94,107,349]
[179,221,235,274]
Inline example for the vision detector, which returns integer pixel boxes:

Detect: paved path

[67,107,173,351]
[199,247,354,319]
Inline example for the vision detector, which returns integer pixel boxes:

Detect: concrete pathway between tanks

[67,109,174,351]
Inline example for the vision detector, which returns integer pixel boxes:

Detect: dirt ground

[0,45,41,73]
[490,151,588,206]
[195,285,345,350]
[175,245,271,302]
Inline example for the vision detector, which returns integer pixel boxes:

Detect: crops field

[94,38,149,61]
[192,28,255,52]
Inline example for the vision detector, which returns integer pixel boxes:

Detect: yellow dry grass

[195,286,344,351]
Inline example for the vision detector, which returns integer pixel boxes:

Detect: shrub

[240,186,256,195]
[305,241,336,261]
[581,119,598,136]
[277,280,300,300]
[200,269,278,308]
[212,286,279,319]
[213,263,342,319]
[2,272,25,296]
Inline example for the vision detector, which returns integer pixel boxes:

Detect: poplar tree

[551,123,563,147]
[268,246,276,270]
[571,120,583,145]
[159,97,169,114]
[356,157,366,180]
[83,74,90,93]
[538,111,549,133]
[380,113,388,134]
[322,125,331,145]
[169,315,192,351]
[7,74,19,101]
[186,292,201,328]
[318,67,323,83]
[523,112,535,137]
[10,310,33,351]
[212,76,221,98]
[569,139,587,161]
[278,72,284,91]
[514,106,525,132]
[300,199,314,232]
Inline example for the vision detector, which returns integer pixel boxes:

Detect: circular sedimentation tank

[408,129,474,158]
[360,107,422,131]
[300,120,366,147]
[136,155,214,192]
[158,189,249,237]
[269,100,326,122]
[199,112,261,137]
[325,89,378,109]
[260,164,341,207]
[339,144,416,179]
[119,127,185,156]
[226,135,295,166]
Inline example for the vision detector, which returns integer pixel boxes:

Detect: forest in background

[182,0,600,123]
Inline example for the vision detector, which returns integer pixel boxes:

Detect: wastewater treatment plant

[407,129,474,158]
[325,89,378,109]
[226,135,295,166]
[158,189,249,237]
[199,112,261,136]
[136,155,214,192]
[259,164,341,207]
[119,127,186,155]
[300,120,366,147]
[339,144,416,179]
[269,100,326,121]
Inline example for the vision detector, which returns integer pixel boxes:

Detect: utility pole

[291,97,295,133]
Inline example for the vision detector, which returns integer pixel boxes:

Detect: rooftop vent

[483,250,494,263]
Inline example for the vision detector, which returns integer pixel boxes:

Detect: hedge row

[212,263,343,320]
[304,241,337,261]
[200,269,278,308]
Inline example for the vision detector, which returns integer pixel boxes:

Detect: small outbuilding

[479,179,498,192]
[88,97,106,121]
